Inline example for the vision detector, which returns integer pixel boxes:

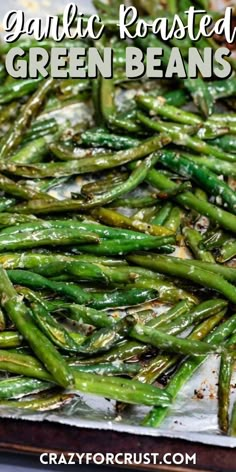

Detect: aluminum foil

[0,0,236,449]
[0,353,236,448]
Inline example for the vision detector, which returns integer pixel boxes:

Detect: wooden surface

[0,419,235,472]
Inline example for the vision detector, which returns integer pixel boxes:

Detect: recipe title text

[3,3,236,79]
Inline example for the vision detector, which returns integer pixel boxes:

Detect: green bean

[0,252,157,285]
[201,230,230,251]
[136,310,226,384]
[0,347,170,406]
[132,206,160,223]
[50,142,109,161]
[25,267,196,308]
[0,227,99,252]
[0,134,171,178]
[194,188,208,201]
[37,176,71,193]
[146,169,236,233]
[127,254,236,303]
[135,256,236,284]
[0,349,60,381]
[8,270,92,305]
[60,304,115,328]
[183,227,215,262]
[207,78,236,100]
[10,194,168,216]
[86,288,158,309]
[0,77,43,104]
[158,151,236,212]
[180,153,236,179]
[77,236,175,256]
[72,362,141,376]
[72,370,171,406]
[13,270,159,309]
[78,315,135,355]
[0,213,37,229]
[0,173,53,201]
[143,313,236,427]
[100,77,140,133]
[164,89,188,107]
[0,267,74,388]
[229,402,236,436]
[30,302,85,351]
[0,332,22,348]
[136,352,176,385]
[65,254,128,267]
[168,0,177,13]
[164,206,183,233]
[81,172,128,197]
[57,78,91,97]
[179,0,193,11]
[209,114,236,125]
[23,118,58,144]
[0,62,6,83]
[136,95,202,126]
[0,350,50,381]
[196,124,229,141]
[26,118,57,135]
[185,77,214,118]
[92,73,102,123]
[0,197,16,212]
[95,273,195,303]
[0,219,170,242]
[0,377,52,400]
[54,302,154,328]
[81,128,140,150]
[217,240,236,263]
[91,207,173,236]
[137,112,199,138]
[0,350,62,380]
[43,91,90,113]
[146,300,195,330]
[151,203,173,226]
[0,393,74,411]
[76,152,171,209]
[164,299,227,336]
[93,0,115,14]
[0,78,55,157]
[33,296,135,354]
[109,195,160,209]
[130,324,220,357]
[0,102,20,125]
[0,308,6,332]
[8,137,49,164]
[218,350,234,433]
[77,339,152,364]
[109,300,226,383]
[210,135,236,153]
[138,112,236,163]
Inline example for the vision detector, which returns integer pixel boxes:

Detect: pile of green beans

[0,0,235,437]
